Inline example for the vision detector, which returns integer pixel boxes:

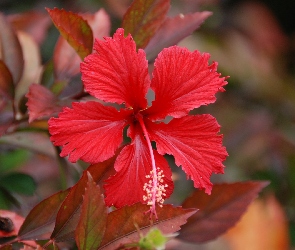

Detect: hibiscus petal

[146,114,228,194]
[80,28,150,111]
[145,46,227,120]
[48,101,130,163]
[104,124,173,208]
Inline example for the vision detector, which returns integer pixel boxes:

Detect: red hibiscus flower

[48,28,228,217]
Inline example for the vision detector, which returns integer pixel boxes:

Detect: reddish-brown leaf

[18,189,70,241]
[0,60,14,100]
[53,9,110,82]
[0,131,55,157]
[25,83,73,123]
[0,245,12,250]
[26,84,65,123]
[98,203,196,250]
[0,13,24,85]
[145,11,212,61]
[8,11,51,45]
[122,0,170,49]
[178,181,269,243]
[50,154,117,242]
[46,8,93,60]
[75,173,107,250]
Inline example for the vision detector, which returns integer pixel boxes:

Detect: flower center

[136,113,166,219]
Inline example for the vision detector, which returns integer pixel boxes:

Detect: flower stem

[137,115,158,220]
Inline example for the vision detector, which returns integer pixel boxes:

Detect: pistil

[137,114,159,219]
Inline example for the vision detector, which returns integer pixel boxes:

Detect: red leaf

[26,84,65,123]
[145,11,212,61]
[53,9,110,82]
[146,115,228,194]
[17,189,70,241]
[50,155,117,242]
[122,0,170,49]
[0,13,24,85]
[104,124,173,208]
[46,8,93,60]
[80,28,150,111]
[178,181,269,243]
[0,60,14,100]
[48,101,130,163]
[145,46,227,120]
[0,210,24,238]
[75,173,107,250]
[98,203,196,249]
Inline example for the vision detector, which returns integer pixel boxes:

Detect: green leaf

[0,149,29,172]
[0,60,14,100]
[50,153,117,242]
[178,181,269,243]
[98,203,196,249]
[0,13,24,85]
[75,172,107,250]
[0,173,36,196]
[18,189,70,241]
[0,188,19,209]
[139,228,168,250]
[122,0,170,49]
[46,8,93,60]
